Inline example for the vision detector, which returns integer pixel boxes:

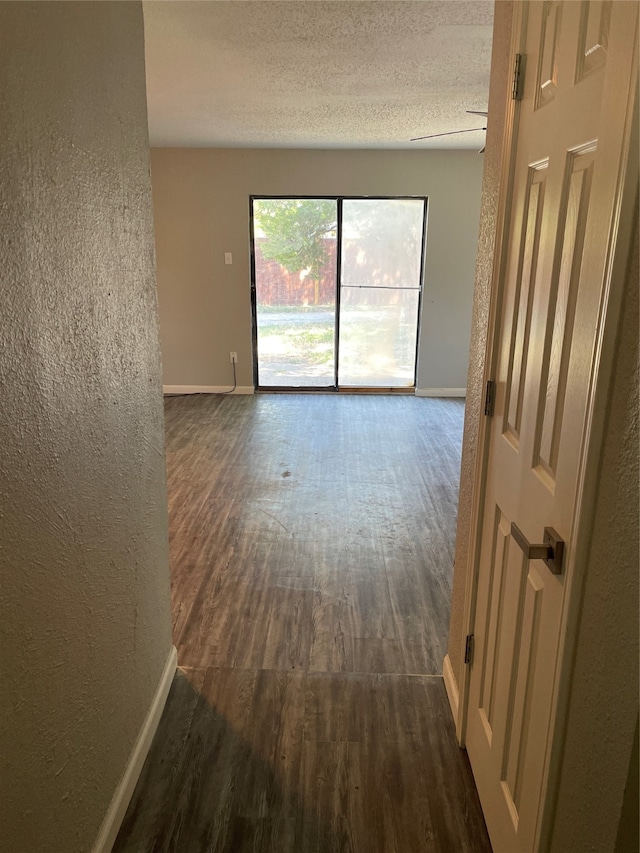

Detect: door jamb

[455,0,524,746]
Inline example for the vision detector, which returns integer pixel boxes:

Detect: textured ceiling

[143,1,494,149]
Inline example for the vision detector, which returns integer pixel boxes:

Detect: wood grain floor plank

[114,395,492,852]
[116,673,492,851]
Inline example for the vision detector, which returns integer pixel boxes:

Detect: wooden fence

[254,238,337,306]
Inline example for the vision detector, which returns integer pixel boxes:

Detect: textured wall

[0,4,172,852]
[447,1,514,679]
[615,717,639,853]
[150,148,483,391]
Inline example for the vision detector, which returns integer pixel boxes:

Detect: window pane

[338,287,420,387]
[338,199,424,387]
[253,199,337,387]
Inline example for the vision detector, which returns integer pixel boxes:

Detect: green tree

[254,199,337,280]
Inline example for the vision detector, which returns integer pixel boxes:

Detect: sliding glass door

[338,199,424,387]
[251,197,426,390]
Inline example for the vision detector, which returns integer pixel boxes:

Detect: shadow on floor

[113,667,492,853]
[114,669,345,853]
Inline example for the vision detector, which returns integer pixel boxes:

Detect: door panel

[535,1,562,108]
[465,2,638,851]
[503,567,544,813]
[503,162,547,446]
[533,146,595,481]
[576,0,611,81]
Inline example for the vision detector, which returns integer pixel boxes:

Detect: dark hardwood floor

[114,394,492,852]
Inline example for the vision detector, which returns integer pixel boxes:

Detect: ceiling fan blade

[466,110,488,117]
[410,126,487,142]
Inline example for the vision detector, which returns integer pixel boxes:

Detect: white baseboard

[442,653,460,723]
[415,388,467,398]
[163,385,254,396]
[93,645,177,853]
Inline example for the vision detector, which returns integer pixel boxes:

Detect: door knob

[511,523,564,575]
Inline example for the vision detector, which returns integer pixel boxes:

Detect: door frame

[249,195,428,392]
[456,2,639,849]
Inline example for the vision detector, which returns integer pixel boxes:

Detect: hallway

[114,395,491,851]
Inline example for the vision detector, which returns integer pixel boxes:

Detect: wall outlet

[224,252,233,265]
[229,351,238,363]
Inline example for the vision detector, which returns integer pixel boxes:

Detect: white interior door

[465,3,638,852]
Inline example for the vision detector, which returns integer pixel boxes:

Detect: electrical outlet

[224,253,233,265]
[230,351,238,363]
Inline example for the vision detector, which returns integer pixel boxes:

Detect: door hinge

[484,380,496,417]
[513,53,525,100]
[465,634,475,665]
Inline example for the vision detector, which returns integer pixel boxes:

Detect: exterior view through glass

[338,199,424,387]
[251,197,425,388]
[253,199,337,387]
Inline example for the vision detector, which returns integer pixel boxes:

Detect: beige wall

[0,4,172,851]
[150,148,484,390]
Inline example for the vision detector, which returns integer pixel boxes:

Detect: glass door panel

[252,198,338,388]
[338,199,425,387]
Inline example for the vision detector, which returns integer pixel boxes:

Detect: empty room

[120,2,640,849]
[119,2,492,849]
[2,3,637,853]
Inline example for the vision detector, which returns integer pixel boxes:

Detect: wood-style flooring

[114,394,492,853]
